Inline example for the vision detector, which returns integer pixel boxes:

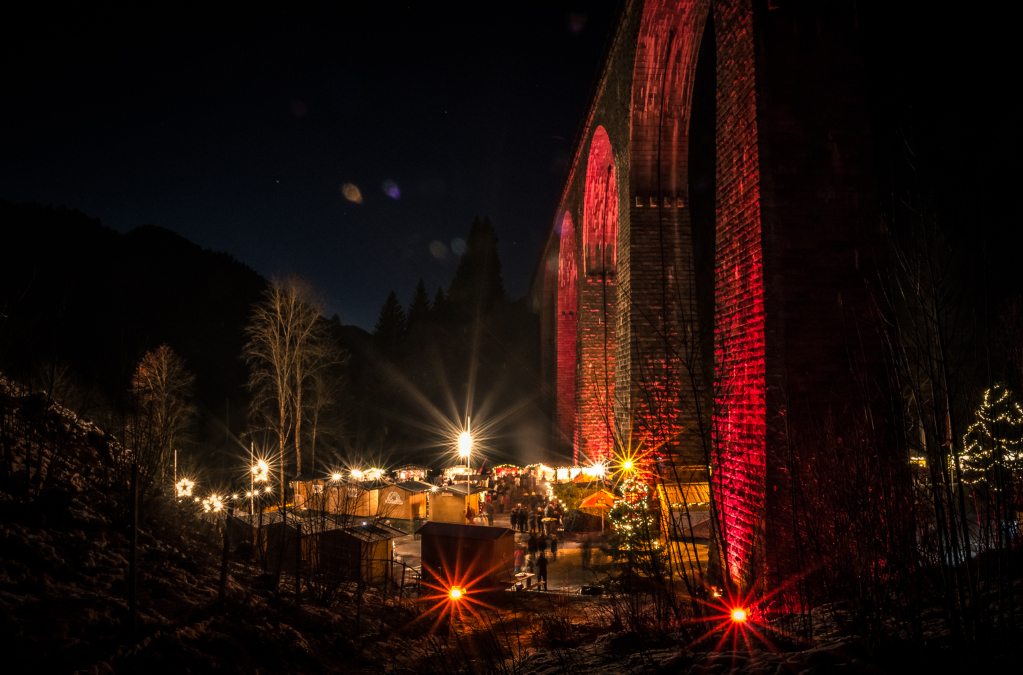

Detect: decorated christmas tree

[603,475,666,583]
[961,384,1023,489]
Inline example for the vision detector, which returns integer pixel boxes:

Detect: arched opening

[579,127,617,464]
[556,212,579,460]
[584,126,617,276]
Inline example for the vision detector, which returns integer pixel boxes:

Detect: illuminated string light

[961,384,1023,489]
[202,494,224,513]
[251,459,270,483]
[175,478,194,498]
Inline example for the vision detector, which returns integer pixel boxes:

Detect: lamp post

[458,418,472,490]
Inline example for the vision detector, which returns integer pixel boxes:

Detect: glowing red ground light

[418,563,500,635]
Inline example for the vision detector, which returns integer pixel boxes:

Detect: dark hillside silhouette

[0,201,266,440]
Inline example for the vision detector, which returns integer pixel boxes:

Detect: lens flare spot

[429,240,447,259]
[451,238,466,255]
[381,179,400,199]
[731,608,747,622]
[342,183,363,203]
[449,587,463,600]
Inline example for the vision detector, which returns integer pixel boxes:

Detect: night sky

[1,3,617,330]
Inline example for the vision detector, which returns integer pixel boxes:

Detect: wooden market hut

[395,465,429,482]
[293,478,395,518]
[416,521,516,592]
[227,511,305,572]
[378,480,433,521]
[429,483,488,524]
[303,515,405,585]
[657,467,712,541]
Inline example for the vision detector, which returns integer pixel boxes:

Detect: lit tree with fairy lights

[961,384,1023,490]
[603,475,666,589]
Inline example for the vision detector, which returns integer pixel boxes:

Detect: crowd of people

[453,469,598,592]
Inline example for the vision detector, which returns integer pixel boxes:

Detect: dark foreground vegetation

[2,375,1021,674]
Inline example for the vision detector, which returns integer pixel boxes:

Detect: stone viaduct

[532,0,886,586]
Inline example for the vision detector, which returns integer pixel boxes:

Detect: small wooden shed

[377,480,433,521]
[429,483,487,524]
[416,521,516,592]
[228,511,305,572]
[303,515,405,585]
[293,478,395,517]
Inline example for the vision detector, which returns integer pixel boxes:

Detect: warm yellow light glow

[731,608,747,622]
[331,473,343,481]
[202,494,224,513]
[175,478,194,498]
[458,431,472,457]
[449,587,463,600]
[252,459,270,482]
[351,469,364,479]
[622,459,634,471]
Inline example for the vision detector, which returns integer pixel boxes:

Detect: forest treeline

[0,202,541,478]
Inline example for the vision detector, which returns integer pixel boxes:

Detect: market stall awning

[579,489,616,510]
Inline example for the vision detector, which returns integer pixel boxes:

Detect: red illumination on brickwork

[557,212,579,461]
[623,0,708,467]
[584,127,617,276]
[579,127,617,464]
[713,0,766,585]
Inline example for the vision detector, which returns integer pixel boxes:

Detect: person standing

[528,508,538,535]
[484,500,494,527]
[513,547,525,575]
[550,534,558,562]
[465,503,476,525]
[527,532,538,562]
[536,552,549,591]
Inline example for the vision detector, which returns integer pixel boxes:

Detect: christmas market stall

[395,464,429,482]
[375,480,434,533]
[303,515,406,585]
[416,521,516,593]
[429,483,488,524]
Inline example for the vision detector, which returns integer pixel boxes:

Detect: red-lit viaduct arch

[535,0,884,589]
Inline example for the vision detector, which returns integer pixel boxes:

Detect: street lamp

[458,419,472,489]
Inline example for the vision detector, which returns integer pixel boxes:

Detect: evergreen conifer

[407,279,431,329]
[446,216,505,318]
[373,291,407,345]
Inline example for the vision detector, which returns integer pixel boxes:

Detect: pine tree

[407,279,431,329]
[374,291,407,345]
[446,216,505,318]
[603,476,666,586]
[432,286,447,321]
[962,384,1023,488]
